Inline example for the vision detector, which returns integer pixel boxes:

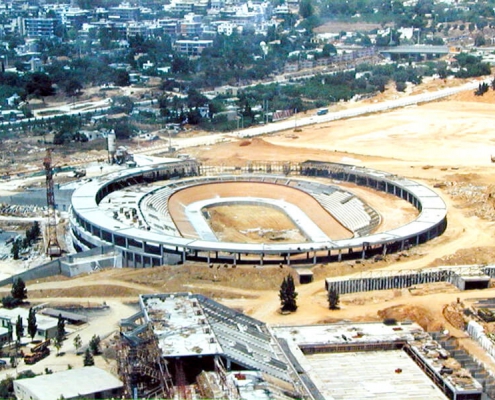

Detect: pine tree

[279,274,298,312]
[83,348,95,366]
[328,287,340,310]
[11,278,27,302]
[27,308,37,341]
[56,314,65,340]
[15,315,23,343]
[89,335,101,355]
[31,221,40,240]
[11,239,20,260]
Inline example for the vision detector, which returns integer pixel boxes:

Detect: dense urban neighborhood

[0,0,494,135]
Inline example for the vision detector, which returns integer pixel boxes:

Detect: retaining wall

[0,245,122,287]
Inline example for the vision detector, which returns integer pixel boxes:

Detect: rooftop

[141,293,222,357]
[13,367,123,400]
[273,322,483,399]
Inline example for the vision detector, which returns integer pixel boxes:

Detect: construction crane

[43,149,62,258]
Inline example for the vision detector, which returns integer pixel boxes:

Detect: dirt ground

[3,76,495,376]
[169,182,353,239]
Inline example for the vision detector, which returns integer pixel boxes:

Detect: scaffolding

[118,324,173,399]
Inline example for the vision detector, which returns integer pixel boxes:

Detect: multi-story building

[109,2,140,22]
[173,38,213,55]
[126,22,163,38]
[158,18,180,36]
[165,0,209,15]
[20,17,60,38]
[62,7,90,30]
[178,13,203,37]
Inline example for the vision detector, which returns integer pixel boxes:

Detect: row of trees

[278,274,340,312]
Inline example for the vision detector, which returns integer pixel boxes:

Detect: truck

[316,108,328,116]
[24,339,50,365]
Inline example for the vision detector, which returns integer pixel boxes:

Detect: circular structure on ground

[69,160,447,267]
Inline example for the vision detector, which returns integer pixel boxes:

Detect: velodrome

[70,159,447,267]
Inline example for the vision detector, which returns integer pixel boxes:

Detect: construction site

[117,293,485,400]
[2,76,495,399]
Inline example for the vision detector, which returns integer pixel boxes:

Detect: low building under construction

[118,293,483,400]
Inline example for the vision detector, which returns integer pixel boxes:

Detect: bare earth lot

[3,78,495,376]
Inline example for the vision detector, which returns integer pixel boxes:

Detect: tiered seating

[135,175,378,238]
[140,186,178,233]
[198,297,292,382]
[313,191,372,235]
[101,187,154,229]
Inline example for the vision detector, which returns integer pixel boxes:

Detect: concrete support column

[182,248,186,263]
[233,253,237,266]
[287,253,291,266]
[338,249,342,262]
[313,251,317,264]
[361,246,366,260]
[260,253,264,266]
[207,253,210,265]
[383,244,387,256]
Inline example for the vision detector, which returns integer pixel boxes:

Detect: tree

[53,336,63,356]
[279,274,298,312]
[52,315,65,356]
[83,348,95,366]
[1,295,17,309]
[474,34,486,47]
[15,315,23,343]
[113,121,135,140]
[11,278,27,302]
[328,287,340,310]
[25,222,40,246]
[321,43,337,57]
[56,314,66,341]
[111,96,134,114]
[73,334,82,354]
[25,72,55,100]
[11,239,20,260]
[27,308,37,341]
[114,70,130,87]
[89,335,101,355]
[62,78,83,97]
[299,0,313,19]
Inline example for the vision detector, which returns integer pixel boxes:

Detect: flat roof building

[119,293,483,400]
[14,366,123,400]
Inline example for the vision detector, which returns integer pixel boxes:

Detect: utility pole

[43,149,61,258]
